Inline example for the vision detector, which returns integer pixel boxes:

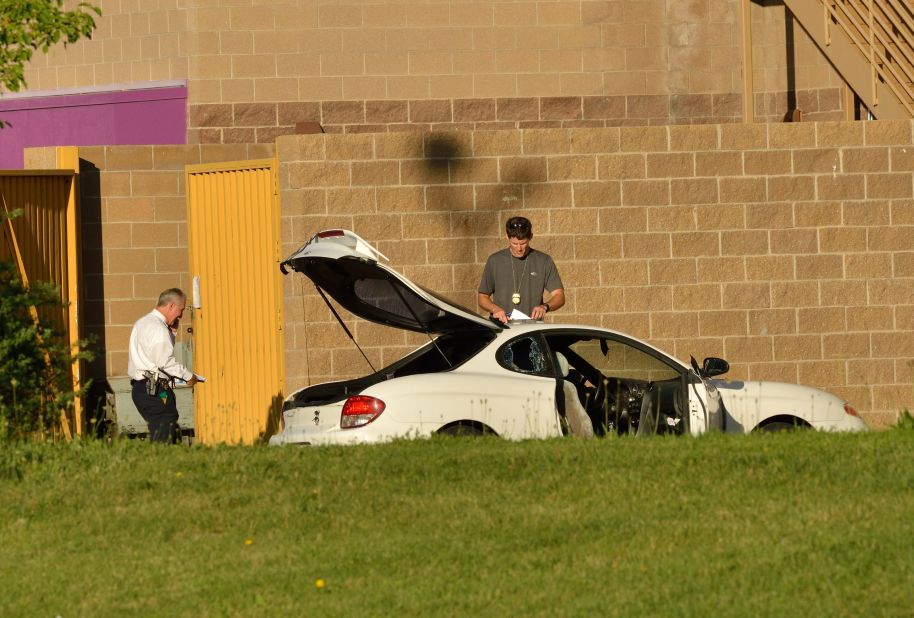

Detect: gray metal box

[109,377,195,435]
[110,342,195,436]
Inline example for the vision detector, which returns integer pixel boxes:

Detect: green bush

[0,259,92,441]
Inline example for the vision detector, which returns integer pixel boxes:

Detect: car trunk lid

[281,229,500,335]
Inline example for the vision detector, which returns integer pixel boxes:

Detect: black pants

[131,380,179,444]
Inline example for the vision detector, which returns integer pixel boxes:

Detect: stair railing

[823,0,914,116]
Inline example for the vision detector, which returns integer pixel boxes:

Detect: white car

[269,230,868,446]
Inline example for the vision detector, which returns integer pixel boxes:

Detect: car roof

[491,322,690,369]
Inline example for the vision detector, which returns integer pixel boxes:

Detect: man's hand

[531,304,548,320]
[186,375,199,387]
[479,292,509,324]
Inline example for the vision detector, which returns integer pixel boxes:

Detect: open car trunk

[284,330,497,409]
[281,229,499,336]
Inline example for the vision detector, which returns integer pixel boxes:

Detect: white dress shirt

[127,309,194,381]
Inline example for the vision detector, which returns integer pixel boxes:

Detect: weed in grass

[894,409,914,430]
[0,441,24,481]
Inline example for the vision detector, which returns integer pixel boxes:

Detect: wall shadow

[783,5,798,121]
[422,131,540,265]
[423,133,481,268]
[424,133,462,172]
[78,158,111,436]
[259,392,286,444]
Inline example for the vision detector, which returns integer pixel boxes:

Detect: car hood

[280,229,500,335]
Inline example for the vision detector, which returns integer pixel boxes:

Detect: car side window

[499,336,551,376]
[577,338,679,383]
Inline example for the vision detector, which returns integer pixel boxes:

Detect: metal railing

[823,0,914,116]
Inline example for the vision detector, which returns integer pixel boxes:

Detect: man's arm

[147,335,195,382]
[548,288,565,311]
[531,288,565,320]
[478,292,509,324]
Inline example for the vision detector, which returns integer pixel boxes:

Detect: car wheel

[438,422,485,437]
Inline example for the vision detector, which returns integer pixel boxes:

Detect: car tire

[438,423,485,437]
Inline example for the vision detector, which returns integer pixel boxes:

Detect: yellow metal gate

[0,147,84,436]
[185,159,285,444]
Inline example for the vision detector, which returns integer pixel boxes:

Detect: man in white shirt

[127,288,203,443]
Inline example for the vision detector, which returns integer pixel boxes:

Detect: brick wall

[278,120,914,428]
[20,1,847,142]
[189,87,846,146]
[26,143,274,386]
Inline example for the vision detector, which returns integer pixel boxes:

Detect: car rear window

[391,331,497,376]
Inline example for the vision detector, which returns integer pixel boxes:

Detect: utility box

[108,342,195,438]
[109,378,195,436]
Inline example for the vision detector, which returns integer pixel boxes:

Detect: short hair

[157,288,186,307]
[505,216,532,240]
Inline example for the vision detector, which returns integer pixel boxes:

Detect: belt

[131,377,173,387]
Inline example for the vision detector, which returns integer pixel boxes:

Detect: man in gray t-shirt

[478,216,565,324]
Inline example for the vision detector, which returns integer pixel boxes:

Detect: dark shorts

[131,380,179,444]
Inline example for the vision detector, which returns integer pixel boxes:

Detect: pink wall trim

[0,83,187,168]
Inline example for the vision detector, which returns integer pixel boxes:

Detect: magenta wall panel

[0,83,187,168]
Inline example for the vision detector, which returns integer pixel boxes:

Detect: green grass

[2,430,913,617]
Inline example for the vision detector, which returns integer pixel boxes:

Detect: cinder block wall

[21,0,847,143]
[278,120,914,428]
[26,143,274,387]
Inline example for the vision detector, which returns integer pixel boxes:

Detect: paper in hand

[508,308,531,320]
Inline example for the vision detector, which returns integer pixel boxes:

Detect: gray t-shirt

[478,248,563,318]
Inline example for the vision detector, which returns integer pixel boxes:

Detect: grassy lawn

[2,429,913,617]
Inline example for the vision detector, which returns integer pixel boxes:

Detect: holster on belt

[142,370,173,395]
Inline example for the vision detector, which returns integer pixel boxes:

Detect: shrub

[0,259,93,441]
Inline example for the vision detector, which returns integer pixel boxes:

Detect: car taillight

[341,396,386,428]
[317,230,345,238]
[844,403,859,417]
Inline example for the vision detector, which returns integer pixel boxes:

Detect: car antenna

[314,284,376,372]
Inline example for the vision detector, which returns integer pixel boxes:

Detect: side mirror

[701,357,730,378]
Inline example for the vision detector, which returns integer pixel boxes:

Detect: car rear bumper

[268,425,388,446]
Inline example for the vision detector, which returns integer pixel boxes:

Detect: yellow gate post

[57,147,85,436]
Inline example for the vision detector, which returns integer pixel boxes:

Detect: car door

[486,333,564,439]
[543,330,698,436]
